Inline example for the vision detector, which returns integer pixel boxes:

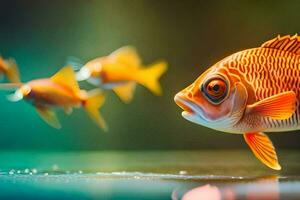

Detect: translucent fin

[51,66,80,94]
[109,46,141,69]
[0,73,4,81]
[0,83,23,90]
[5,58,21,83]
[112,82,136,103]
[36,107,61,129]
[64,106,73,115]
[244,132,281,170]
[246,91,296,120]
[66,56,84,71]
[136,61,167,95]
[261,34,300,55]
[84,89,107,131]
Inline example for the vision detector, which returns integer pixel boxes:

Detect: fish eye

[201,77,228,104]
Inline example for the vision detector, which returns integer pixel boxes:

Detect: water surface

[0,150,299,199]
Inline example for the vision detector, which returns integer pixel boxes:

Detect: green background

[0,0,300,150]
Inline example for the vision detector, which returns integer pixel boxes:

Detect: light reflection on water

[174,176,281,200]
[0,150,299,199]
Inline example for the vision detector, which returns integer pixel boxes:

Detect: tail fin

[84,90,108,131]
[5,58,20,83]
[136,61,167,95]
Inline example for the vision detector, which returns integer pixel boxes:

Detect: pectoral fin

[244,132,281,170]
[246,91,296,120]
[84,90,108,131]
[112,82,136,103]
[36,107,61,129]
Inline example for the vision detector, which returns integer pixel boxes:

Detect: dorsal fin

[51,66,80,93]
[109,46,141,69]
[261,34,300,55]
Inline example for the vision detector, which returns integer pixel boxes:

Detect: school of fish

[2,34,300,170]
[0,47,167,131]
[175,34,300,170]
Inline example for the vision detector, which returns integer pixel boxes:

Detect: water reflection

[173,176,279,200]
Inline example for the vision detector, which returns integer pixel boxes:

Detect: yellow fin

[109,46,141,69]
[261,34,300,55]
[51,66,80,94]
[36,107,61,129]
[244,132,281,170]
[246,91,296,120]
[112,82,136,103]
[5,58,21,83]
[84,89,108,131]
[136,61,168,95]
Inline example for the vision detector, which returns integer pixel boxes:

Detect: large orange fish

[7,66,107,131]
[0,56,20,83]
[76,46,167,103]
[174,35,300,170]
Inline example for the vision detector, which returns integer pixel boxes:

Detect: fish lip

[174,94,195,114]
[174,94,206,119]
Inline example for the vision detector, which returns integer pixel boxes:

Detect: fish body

[24,79,83,107]
[76,46,168,103]
[174,35,300,170]
[0,57,20,83]
[9,66,107,131]
[220,47,300,133]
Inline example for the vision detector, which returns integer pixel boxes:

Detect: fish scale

[174,35,300,170]
[221,46,300,131]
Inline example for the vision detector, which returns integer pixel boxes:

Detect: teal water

[0,150,299,199]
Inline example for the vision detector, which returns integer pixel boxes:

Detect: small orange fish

[76,46,167,103]
[0,56,20,83]
[174,34,300,170]
[8,66,107,131]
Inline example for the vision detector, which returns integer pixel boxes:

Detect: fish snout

[174,92,195,114]
[76,67,91,81]
[7,85,31,102]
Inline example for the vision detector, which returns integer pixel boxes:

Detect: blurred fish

[0,56,20,83]
[174,176,279,200]
[181,184,222,200]
[75,46,168,103]
[174,34,300,170]
[6,66,107,131]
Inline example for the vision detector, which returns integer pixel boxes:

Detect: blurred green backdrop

[0,0,300,150]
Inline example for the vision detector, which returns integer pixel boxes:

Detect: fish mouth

[174,93,208,121]
[174,94,195,115]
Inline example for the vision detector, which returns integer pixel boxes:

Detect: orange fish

[76,46,167,103]
[174,34,300,170]
[8,66,107,131]
[0,56,20,83]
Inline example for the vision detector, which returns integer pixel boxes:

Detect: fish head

[76,58,105,81]
[8,84,31,102]
[174,66,248,132]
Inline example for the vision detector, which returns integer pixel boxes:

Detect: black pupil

[212,84,219,92]
[201,78,228,104]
